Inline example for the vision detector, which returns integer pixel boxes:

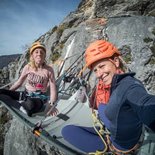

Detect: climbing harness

[88,108,144,155]
[27,91,49,102]
[106,135,142,155]
[89,104,144,155]
[88,109,111,155]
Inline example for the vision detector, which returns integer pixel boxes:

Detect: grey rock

[1,0,155,155]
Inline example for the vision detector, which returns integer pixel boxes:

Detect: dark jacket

[98,72,155,150]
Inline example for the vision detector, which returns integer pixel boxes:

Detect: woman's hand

[45,101,58,116]
[46,105,59,116]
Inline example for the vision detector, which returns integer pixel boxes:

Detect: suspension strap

[0,80,16,89]
[78,65,87,77]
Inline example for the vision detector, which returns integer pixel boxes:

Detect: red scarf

[95,80,111,107]
[95,69,124,108]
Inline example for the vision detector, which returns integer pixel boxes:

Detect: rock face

[0,0,155,155]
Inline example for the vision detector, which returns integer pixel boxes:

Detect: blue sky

[0,0,81,56]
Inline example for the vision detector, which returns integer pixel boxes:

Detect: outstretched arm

[45,67,58,116]
[9,65,28,91]
[127,85,155,132]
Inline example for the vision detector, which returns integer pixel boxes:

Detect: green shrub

[123,53,132,63]
[143,37,153,43]
[152,27,155,36]
[56,23,69,36]
[51,51,61,62]
[150,43,155,56]
[51,26,58,33]
[149,57,155,64]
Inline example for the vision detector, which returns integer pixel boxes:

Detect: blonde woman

[0,42,57,116]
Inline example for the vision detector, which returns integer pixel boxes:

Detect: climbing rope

[87,82,113,155]
[57,51,85,78]
[88,110,111,155]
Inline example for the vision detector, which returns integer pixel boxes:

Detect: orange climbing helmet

[85,40,120,69]
[30,42,46,55]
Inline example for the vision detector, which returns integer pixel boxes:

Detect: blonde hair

[28,42,47,71]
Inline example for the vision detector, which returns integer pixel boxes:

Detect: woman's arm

[127,84,155,132]
[9,65,28,91]
[48,67,57,104]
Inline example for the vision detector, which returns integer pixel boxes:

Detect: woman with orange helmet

[62,40,155,154]
[0,42,57,116]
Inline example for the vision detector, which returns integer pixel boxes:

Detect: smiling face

[31,48,46,66]
[92,57,120,85]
